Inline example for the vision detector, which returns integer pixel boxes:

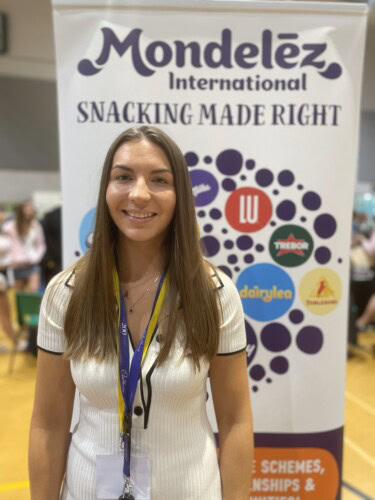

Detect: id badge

[96,454,151,500]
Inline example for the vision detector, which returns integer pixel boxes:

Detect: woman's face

[22,201,35,221]
[106,139,176,248]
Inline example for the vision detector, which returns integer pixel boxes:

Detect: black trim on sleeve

[65,270,75,288]
[38,346,64,356]
[217,346,246,356]
[210,269,224,291]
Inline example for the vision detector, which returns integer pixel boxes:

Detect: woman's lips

[122,210,156,224]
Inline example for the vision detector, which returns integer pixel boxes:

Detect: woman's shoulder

[205,261,241,306]
[42,267,76,308]
[2,218,15,233]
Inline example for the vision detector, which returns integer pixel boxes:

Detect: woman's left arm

[210,351,254,500]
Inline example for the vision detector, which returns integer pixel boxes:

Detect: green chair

[8,291,43,374]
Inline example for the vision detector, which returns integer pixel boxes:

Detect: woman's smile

[122,209,157,223]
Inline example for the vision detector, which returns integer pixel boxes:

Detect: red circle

[225,187,273,232]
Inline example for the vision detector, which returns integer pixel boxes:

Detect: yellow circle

[299,268,342,315]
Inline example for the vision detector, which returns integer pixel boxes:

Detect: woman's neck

[117,238,166,284]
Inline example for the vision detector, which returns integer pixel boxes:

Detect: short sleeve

[215,270,247,355]
[37,272,71,354]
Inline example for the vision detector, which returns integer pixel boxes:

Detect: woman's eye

[116,174,131,181]
[154,177,167,184]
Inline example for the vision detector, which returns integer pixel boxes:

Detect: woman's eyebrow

[112,165,172,174]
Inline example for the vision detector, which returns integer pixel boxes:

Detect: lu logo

[239,195,259,224]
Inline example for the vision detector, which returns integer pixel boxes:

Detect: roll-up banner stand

[51,1,368,498]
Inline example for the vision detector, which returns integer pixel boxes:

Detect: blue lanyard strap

[118,271,167,479]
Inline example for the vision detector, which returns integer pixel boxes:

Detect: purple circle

[270,356,289,374]
[250,364,266,381]
[270,221,277,227]
[210,208,222,220]
[297,184,304,190]
[197,210,205,217]
[222,228,228,234]
[218,265,232,278]
[240,175,246,181]
[261,323,291,352]
[204,156,212,164]
[246,159,255,170]
[234,266,240,272]
[301,217,307,222]
[75,250,81,257]
[190,170,219,207]
[244,254,254,264]
[276,200,296,221]
[296,326,323,354]
[315,246,331,264]
[200,236,220,257]
[237,235,253,250]
[302,191,322,211]
[224,240,234,249]
[255,244,264,252]
[273,190,279,195]
[216,149,243,175]
[289,309,304,324]
[338,258,343,263]
[252,386,258,392]
[278,170,295,186]
[228,254,238,264]
[203,224,213,233]
[185,152,198,167]
[222,178,237,192]
[314,214,337,239]
[266,378,272,383]
[255,169,274,187]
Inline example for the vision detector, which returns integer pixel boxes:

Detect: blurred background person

[0,204,16,350]
[4,199,46,292]
[40,205,62,286]
[355,226,375,330]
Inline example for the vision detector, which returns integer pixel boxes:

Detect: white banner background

[52,1,367,497]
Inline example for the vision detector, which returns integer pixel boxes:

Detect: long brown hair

[62,126,221,369]
[15,200,34,239]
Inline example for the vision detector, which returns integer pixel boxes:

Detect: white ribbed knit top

[37,269,246,500]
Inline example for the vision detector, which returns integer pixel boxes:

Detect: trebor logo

[78,27,342,80]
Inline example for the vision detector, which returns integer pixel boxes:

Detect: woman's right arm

[29,350,75,500]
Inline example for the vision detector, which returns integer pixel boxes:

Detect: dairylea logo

[78,28,342,80]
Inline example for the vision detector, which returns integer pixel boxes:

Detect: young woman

[29,126,253,500]
[0,205,16,348]
[4,200,46,292]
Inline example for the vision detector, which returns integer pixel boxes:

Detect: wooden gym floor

[0,293,374,499]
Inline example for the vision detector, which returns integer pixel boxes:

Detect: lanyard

[116,271,168,488]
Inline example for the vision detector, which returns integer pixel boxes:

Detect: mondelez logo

[269,225,314,267]
[78,28,342,79]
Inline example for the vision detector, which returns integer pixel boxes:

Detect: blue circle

[236,263,295,322]
[79,208,96,254]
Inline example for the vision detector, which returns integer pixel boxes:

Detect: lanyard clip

[119,476,134,500]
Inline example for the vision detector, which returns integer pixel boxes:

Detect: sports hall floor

[0,292,374,500]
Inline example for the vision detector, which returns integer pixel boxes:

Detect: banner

[52,1,367,498]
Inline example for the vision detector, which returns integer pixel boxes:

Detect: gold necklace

[123,274,160,313]
[121,272,160,295]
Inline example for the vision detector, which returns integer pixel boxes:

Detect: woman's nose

[128,177,151,202]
